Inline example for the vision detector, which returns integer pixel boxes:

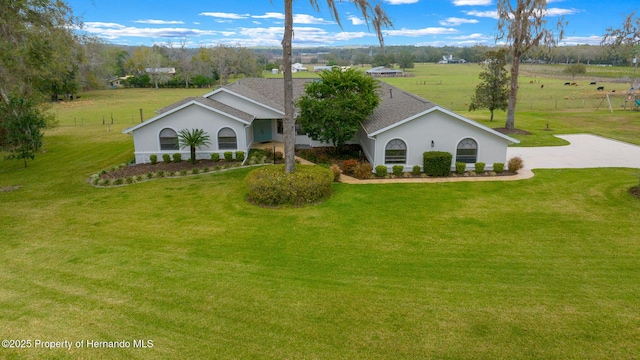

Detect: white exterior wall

[373,112,510,172]
[355,126,376,164]
[131,104,247,163]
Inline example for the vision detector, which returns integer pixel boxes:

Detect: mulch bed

[100,160,241,180]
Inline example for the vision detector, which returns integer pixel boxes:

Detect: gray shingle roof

[221,78,435,135]
[158,96,254,123]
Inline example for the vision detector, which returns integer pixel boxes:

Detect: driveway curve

[507,134,640,170]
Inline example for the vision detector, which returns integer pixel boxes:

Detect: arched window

[218,127,237,150]
[456,138,478,163]
[159,128,179,150]
[385,139,407,164]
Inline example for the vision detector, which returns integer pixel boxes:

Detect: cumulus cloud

[385,27,458,37]
[453,0,492,5]
[252,12,284,20]
[439,17,479,26]
[465,10,499,19]
[134,19,184,25]
[83,22,216,40]
[384,0,419,4]
[199,12,249,19]
[349,15,366,25]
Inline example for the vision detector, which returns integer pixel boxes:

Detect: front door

[253,119,272,142]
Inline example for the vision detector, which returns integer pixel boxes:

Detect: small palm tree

[177,128,211,163]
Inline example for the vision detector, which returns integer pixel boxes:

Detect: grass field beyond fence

[0,64,639,359]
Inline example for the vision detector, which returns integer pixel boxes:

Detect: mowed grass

[1,68,640,359]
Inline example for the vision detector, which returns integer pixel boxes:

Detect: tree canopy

[496,0,565,130]
[468,49,510,121]
[296,68,380,148]
[0,0,81,166]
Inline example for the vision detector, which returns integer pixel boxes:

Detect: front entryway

[253,119,272,142]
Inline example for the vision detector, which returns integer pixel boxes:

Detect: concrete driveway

[507,134,640,170]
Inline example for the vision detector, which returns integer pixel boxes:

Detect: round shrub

[507,156,524,173]
[149,154,158,165]
[235,151,245,162]
[475,162,486,173]
[246,165,333,206]
[375,165,388,177]
[493,162,504,173]
[353,162,373,179]
[392,165,404,176]
[224,151,233,161]
[211,153,220,162]
[162,154,171,164]
[412,165,421,176]
[172,153,182,163]
[455,161,466,174]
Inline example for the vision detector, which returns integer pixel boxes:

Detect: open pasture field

[1,65,639,359]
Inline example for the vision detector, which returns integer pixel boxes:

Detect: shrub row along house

[123,78,518,172]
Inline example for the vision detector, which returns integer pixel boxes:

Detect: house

[438,55,466,64]
[291,63,308,73]
[145,67,176,75]
[123,78,518,171]
[365,66,404,77]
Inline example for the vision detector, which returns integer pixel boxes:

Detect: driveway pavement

[507,134,640,170]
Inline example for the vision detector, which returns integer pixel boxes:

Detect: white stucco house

[123,78,518,171]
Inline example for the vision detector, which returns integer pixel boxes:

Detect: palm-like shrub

[178,128,211,164]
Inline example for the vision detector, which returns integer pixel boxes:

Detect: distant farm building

[365,66,404,77]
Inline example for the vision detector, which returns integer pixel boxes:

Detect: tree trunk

[282,0,296,173]
[190,146,196,163]
[490,109,494,121]
[506,56,520,130]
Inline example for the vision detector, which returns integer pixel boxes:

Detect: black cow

[597,86,604,91]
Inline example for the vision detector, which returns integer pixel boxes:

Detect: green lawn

[1,69,640,359]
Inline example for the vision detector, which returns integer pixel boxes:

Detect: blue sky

[68,0,639,48]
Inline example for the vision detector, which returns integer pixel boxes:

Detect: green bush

[135,175,144,182]
[493,163,504,173]
[114,178,124,185]
[211,153,220,162]
[375,165,388,177]
[172,153,182,163]
[149,154,158,165]
[235,151,245,162]
[353,162,373,179]
[100,179,111,186]
[329,164,341,182]
[423,151,453,177]
[146,172,154,179]
[125,177,134,184]
[475,162,486,173]
[162,154,171,164]
[157,170,165,177]
[245,165,333,206]
[412,165,421,176]
[455,161,466,174]
[192,168,199,175]
[508,156,524,173]
[203,167,209,173]
[224,151,233,161]
[392,165,404,176]
[180,170,187,176]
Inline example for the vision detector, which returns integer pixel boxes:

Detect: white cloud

[560,35,602,46]
[545,8,580,16]
[453,0,492,5]
[252,12,284,20]
[349,15,365,25]
[384,0,419,4]
[385,27,458,37]
[439,17,479,26]
[465,10,499,19]
[134,19,184,25]
[83,22,217,40]
[293,14,335,25]
[198,12,249,19]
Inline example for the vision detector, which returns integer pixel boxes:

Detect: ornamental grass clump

[508,156,524,173]
[245,165,333,206]
[353,162,373,179]
[329,164,341,182]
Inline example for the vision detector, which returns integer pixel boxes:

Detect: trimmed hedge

[375,165,388,177]
[392,165,404,176]
[455,161,466,174]
[475,162,485,173]
[224,151,233,161]
[423,151,452,177]
[246,165,333,206]
[493,162,504,173]
[235,151,245,162]
[149,154,158,165]
[211,153,220,162]
[162,154,171,164]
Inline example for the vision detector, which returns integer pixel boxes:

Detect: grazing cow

[590,81,597,85]
[571,82,578,86]
[564,82,571,86]
[612,90,616,93]
[597,86,604,91]
[540,84,544,88]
